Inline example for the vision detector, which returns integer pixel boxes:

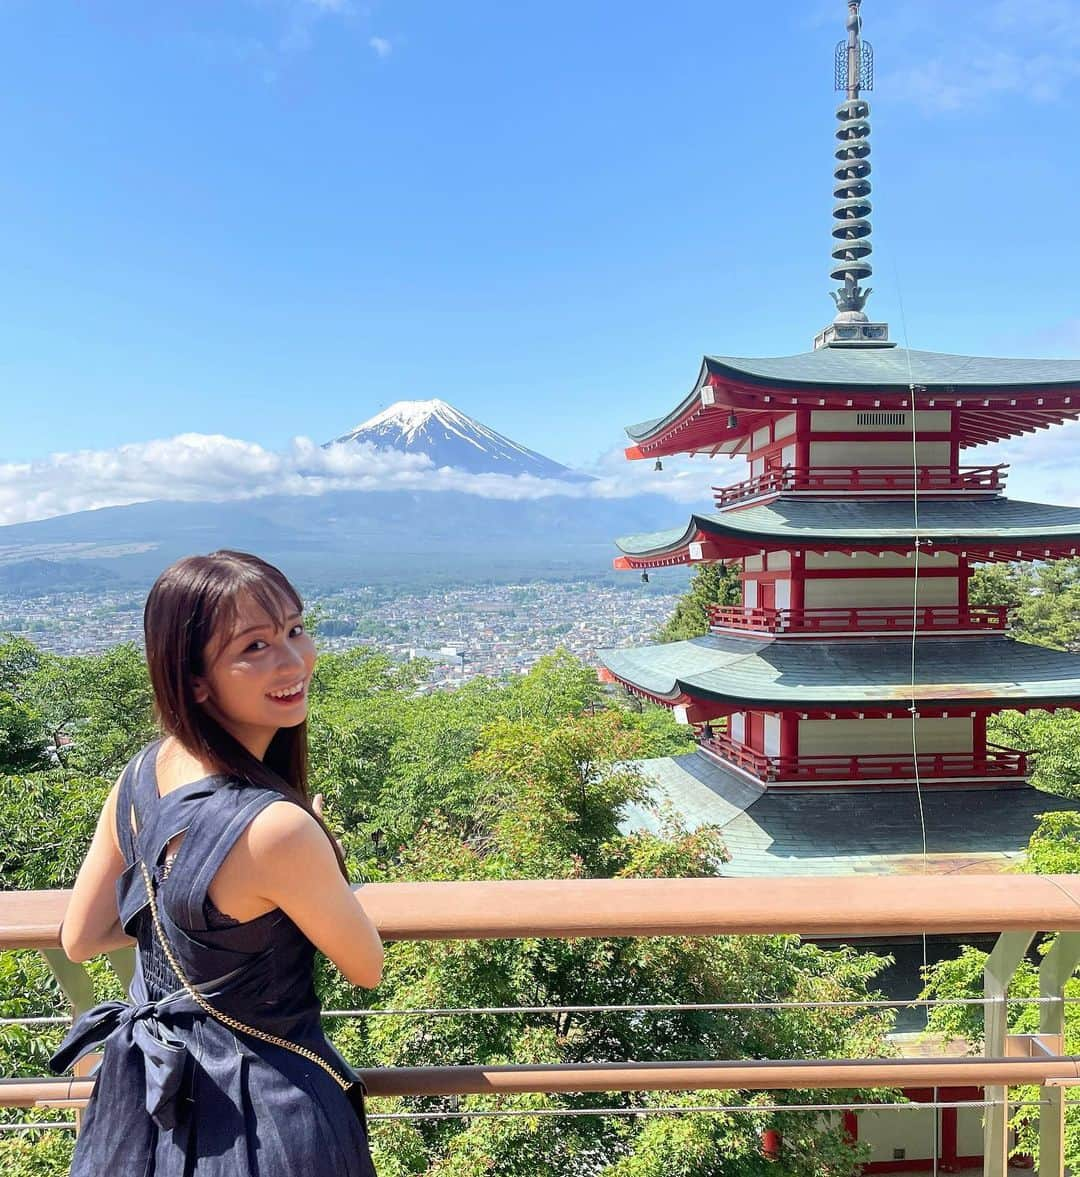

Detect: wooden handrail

[7,1055,1080,1107]
[7,875,1080,946]
[9,877,1080,1174]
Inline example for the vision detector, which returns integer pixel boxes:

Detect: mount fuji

[327,399,591,480]
[0,399,686,590]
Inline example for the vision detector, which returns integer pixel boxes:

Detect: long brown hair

[143,549,348,879]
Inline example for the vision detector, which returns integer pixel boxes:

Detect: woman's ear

[191,677,210,705]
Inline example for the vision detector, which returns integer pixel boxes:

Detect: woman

[50,549,383,1175]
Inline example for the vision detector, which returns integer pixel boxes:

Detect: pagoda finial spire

[815,0,892,348]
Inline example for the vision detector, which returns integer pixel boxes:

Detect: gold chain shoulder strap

[137,858,355,1095]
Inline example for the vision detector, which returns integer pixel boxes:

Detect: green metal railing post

[39,950,95,1021]
[1039,933,1080,1177]
[984,931,1037,1177]
[40,945,135,1134]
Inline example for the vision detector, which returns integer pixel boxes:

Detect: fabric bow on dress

[50,987,201,1131]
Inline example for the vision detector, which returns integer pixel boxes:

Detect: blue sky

[2,0,1080,521]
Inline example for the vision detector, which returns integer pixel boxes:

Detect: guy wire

[894,262,935,1177]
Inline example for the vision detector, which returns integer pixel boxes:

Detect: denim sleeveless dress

[49,738,378,1176]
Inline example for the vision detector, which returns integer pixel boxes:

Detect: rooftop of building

[626,346,1080,444]
[613,497,1080,564]
[622,752,1078,877]
[597,633,1080,709]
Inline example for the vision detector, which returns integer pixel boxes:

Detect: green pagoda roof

[621,753,1078,878]
[597,634,1080,708]
[615,498,1080,559]
[626,346,1080,442]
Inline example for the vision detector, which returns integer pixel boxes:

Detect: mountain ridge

[0,399,677,589]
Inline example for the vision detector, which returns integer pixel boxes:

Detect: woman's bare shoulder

[245,798,327,861]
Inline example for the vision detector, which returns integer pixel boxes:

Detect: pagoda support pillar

[779,713,798,761]
[949,415,961,474]
[789,550,806,614]
[973,713,987,761]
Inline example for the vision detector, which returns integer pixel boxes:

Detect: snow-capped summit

[325,399,589,479]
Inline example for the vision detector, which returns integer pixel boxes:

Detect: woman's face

[192,591,317,756]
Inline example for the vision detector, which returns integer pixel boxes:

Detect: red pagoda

[598,0,1080,880]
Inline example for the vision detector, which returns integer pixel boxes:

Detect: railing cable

[368,1098,1050,1122]
[0,1097,1057,1133]
[3,994,1068,1028]
[896,259,936,1176]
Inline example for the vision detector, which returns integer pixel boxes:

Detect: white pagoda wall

[955,1107,985,1156]
[809,440,951,467]
[798,717,973,756]
[764,714,781,756]
[742,579,795,608]
[741,551,964,612]
[806,552,959,570]
[774,413,796,439]
[843,1103,990,1168]
[858,1105,937,1165]
[745,554,791,571]
[809,409,951,432]
[803,577,958,608]
[742,409,960,475]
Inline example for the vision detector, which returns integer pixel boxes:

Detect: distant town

[0,579,684,688]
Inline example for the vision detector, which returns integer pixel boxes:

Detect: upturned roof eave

[623,349,1080,447]
[614,501,1080,561]
[625,359,711,444]
[597,636,1080,709]
[700,352,1080,395]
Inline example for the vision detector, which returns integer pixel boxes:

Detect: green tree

[920,808,1080,1170]
[968,561,1080,797]
[970,558,1080,652]
[21,643,155,779]
[0,694,46,773]
[3,639,892,1176]
[989,709,1080,798]
[655,564,740,643]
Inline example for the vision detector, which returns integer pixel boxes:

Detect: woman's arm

[60,776,135,962]
[249,802,384,989]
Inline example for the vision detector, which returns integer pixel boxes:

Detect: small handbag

[137,855,370,1135]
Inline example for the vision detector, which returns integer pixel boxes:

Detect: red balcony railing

[713,464,1008,507]
[708,604,1010,636]
[700,732,1028,784]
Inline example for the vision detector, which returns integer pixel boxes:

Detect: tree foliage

[970,558,1080,653]
[2,636,892,1175]
[920,808,1080,1169]
[654,564,740,643]
[965,561,1080,797]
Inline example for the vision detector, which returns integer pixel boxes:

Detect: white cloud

[880,0,1080,112]
[4,425,1073,529]
[369,36,392,58]
[0,434,720,528]
[889,50,1075,113]
[973,418,1080,507]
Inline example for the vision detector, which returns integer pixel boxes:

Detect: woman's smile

[265,677,308,705]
